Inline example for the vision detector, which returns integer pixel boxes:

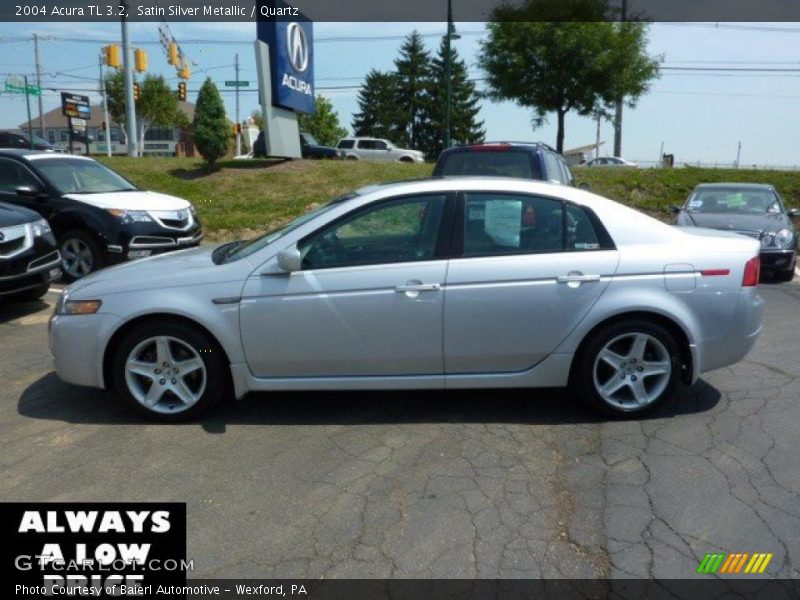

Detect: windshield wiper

[212,240,245,264]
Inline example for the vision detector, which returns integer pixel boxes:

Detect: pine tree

[193,78,229,166]
[351,70,403,142]
[393,31,433,150]
[424,37,485,159]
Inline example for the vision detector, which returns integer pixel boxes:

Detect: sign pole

[120,0,138,157]
[99,52,112,157]
[33,34,45,138]
[235,52,241,156]
[23,75,33,148]
[68,117,74,154]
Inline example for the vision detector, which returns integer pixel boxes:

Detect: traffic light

[134,48,148,73]
[133,83,141,101]
[168,42,179,66]
[104,44,121,69]
[177,82,186,102]
[179,65,191,80]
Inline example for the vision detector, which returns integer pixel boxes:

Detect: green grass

[96,156,800,242]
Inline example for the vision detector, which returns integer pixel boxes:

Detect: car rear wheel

[111,320,228,421]
[574,320,681,418]
[60,230,102,281]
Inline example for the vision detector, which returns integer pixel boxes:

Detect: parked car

[0,201,60,302]
[252,131,338,160]
[586,157,637,168]
[336,138,424,163]
[433,142,575,186]
[0,130,60,153]
[50,177,763,421]
[0,150,202,281]
[672,183,798,282]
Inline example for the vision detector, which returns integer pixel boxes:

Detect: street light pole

[443,0,460,151]
[120,0,138,157]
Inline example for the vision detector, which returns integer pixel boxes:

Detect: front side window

[463,193,563,257]
[0,158,40,192]
[301,194,446,270]
[357,140,375,150]
[373,140,388,150]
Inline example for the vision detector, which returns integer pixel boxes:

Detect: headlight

[107,209,154,224]
[773,228,794,248]
[59,299,102,315]
[30,219,52,238]
[760,233,774,248]
[188,204,197,217]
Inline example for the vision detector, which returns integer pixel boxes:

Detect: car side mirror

[578,182,592,191]
[15,185,42,198]
[276,246,302,273]
[669,205,681,214]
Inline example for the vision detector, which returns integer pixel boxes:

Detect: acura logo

[286,22,309,73]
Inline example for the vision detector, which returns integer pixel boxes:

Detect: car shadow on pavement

[18,372,722,433]
[0,299,50,324]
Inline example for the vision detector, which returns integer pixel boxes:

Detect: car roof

[444,141,557,153]
[693,182,775,190]
[0,148,42,158]
[0,149,93,162]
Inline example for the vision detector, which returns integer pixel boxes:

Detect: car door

[444,192,619,374]
[239,193,452,378]
[355,139,376,160]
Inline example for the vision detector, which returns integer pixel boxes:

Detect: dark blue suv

[432,142,575,186]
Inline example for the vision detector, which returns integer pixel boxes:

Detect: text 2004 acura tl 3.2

[49,178,764,421]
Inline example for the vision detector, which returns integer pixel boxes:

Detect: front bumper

[759,248,796,272]
[49,311,119,389]
[105,224,204,263]
[0,248,61,296]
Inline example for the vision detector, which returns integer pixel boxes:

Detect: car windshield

[439,151,535,178]
[302,133,318,145]
[218,193,358,264]
[686,189,782,214]
[33,158,137,194]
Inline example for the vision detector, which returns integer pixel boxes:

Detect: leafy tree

[298,95,348,146]
[104,70,128,142]
[393,31,433,149]
[351,69,404,142]
[478,0,660,153]
[423,37,485,159]
[136,75,179,149]
[193,78,229,165]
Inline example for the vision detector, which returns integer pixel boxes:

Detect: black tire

[572,319,682,418]
[111,320,229,422]
[6,282,49,303]
[59,229,103,282]
[346,155,358,161]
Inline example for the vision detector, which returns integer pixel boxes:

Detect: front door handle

[395,283,441,293]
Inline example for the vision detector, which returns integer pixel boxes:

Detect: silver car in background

[49,178,764,421]
[336,137,425,163]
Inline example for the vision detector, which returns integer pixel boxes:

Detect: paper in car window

[484,200,522,248]
[688,199,702,209]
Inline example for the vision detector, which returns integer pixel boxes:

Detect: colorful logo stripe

[697,552,773,574]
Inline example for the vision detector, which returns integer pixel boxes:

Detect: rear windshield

[437,151,537,178]
[337,140,355,149]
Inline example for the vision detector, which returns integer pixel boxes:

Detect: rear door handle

[395,283,441,293]
[557,274,601,283]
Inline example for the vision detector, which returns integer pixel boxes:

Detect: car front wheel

[574,320,681,418]
[60,230,102,281]
[111,320,228,421]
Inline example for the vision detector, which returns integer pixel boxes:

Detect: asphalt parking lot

[2,281,799,579]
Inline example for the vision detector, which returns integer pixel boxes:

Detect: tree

[104,70,128,142]
[136,75,179,150]
[423,37,485,159]
[351,69,404,142]
[298,95,348,146]
[393,31,433,149]
[478,0,660,153]
[193,78,229,165]
[250,109,264,131]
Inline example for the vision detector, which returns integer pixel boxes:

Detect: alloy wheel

[124,336,207,414]
[61,238,94,278]
[592,332,672,410]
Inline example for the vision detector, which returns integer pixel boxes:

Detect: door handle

[395,283,441,293]
[557,274,601,283]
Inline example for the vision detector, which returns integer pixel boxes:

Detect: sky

[1,21,799,166]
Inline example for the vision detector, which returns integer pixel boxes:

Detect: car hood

[63,190,191,211]
[66,244,242,298]
[0,201,40,226]
[677,210,790,233]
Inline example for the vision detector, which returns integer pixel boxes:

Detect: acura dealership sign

[256,10,315,114]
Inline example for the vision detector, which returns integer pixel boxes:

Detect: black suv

[0,150,202,281]
[253,131,337,159]
[0,130,60,152]
[433,142,575,186]
[0,201,60,302]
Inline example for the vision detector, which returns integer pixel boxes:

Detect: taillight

[742,256,760,287]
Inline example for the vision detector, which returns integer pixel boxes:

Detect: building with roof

[18,101,197,157]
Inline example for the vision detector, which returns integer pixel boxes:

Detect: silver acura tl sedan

[49,178,764,421]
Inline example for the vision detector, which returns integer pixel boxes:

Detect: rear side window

[462,193,564,257]
[357,140,376,150]
[566,204,601,250]
[438,151,536,178]
[337,140,354,149]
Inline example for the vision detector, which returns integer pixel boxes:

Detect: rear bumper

[694,288,764,377]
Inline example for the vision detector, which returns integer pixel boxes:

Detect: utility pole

[658,141,664,166]
[235,52,241,156]
[99,52,112,157]
[735,141,742,168]
[120,0,138,157]
[443,0,460,151]
[595,113,601,159]
[23,75,33,148]
[33,34,45,138]
[613,0,627,158]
